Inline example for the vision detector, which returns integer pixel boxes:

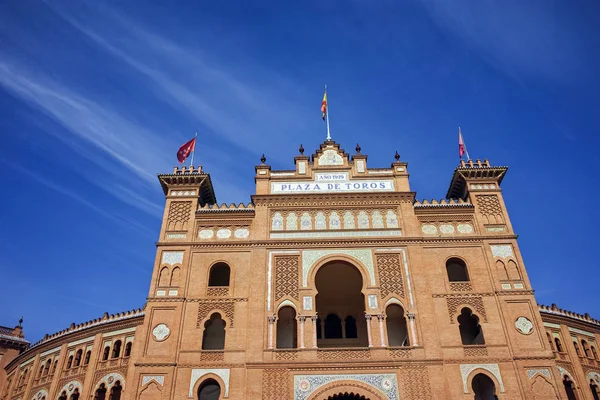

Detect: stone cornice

[252,192,416,207]
[539,305,600,332]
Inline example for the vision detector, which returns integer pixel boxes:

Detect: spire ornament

[394,151,400,161]
[260,154,266,164]
[299,144,304,155]
[356,143,361,154]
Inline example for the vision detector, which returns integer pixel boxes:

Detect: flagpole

[190,131,198,167]
[459,127,471,161]
[325,85,331,141]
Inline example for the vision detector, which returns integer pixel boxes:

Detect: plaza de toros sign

[271,172,395,194]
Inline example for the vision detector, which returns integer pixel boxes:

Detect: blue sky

[1,1,599,342]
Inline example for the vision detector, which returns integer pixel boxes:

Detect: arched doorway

[326,393,369,399]
[198,378,221,400]
[315,261,367,348]
[563,376,578,400]
[472,373,497,400]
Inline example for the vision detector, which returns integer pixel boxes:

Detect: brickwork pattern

[450,282,473,292]
[476,195,504,224]
[275,256,299,301]
[447,296,488,323]
[167,201,192,230]
[262,369,290,400]
[376,253,405,298]
[206,287,229,297]
[317,349,370,360]
[197,301,236,328]
[398,365,432,400]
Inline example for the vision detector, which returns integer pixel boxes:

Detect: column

[365,313,373,347]
[311,315,318,348]
[267,315,276,349]
[377,314,386,347]
[298,316,306,349]
[407,312,418,346]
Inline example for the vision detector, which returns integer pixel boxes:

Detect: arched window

[563,376,577,400]
[20,368,28,386]
[102,346,110,361]
[43,359,51,376]
[471,373,496,400]
[324,314,342,339]
[94,383,107,400]
[124,342,132,357]
[202,313,226,350]
[170,267,180,287]
[582,340,591,358]
[66,355,73,369]
[74,349,82,367]
[70,388,80,400]
[38,364,44,378]
[506,260,521,280]
[112,340,122,358]
[446,258,469,282]
[197,378,221,400]
[592,346,599,360]
[158,267,169,287]
[58,391,68,400]
[574,341,582,357]
[386,304,409,346]
[84,351,91,365]
[52,359,58,374]
[276,306,297,349]
[591,381,600,400]
[109,380,122,400]
[555,338,564,353]
[458,307,485,345]
[345,316,358,339]
[208,263,230,286]
[546,332,554,350]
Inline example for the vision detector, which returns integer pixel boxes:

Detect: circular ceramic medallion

[421,224,437,234]
[152,323,170,341]
[457,224,473,234]
[68,384,74,391]
[515,316,534,335]
[298,379,311,392]
[199,229,214,239]
[234,228,249,238]
[382,378,393,390]
[107,376,114,384]
[439,224,455,234]
[216,229,231,239]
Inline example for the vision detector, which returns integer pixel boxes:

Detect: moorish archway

[326,393,369,399]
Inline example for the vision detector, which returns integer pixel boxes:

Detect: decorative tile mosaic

[189,369,230,397]
[301,213,312,230]
[271,230,402,239]
[491,245,514,258]
[372,211,384,228]
[343,211,355,229]
[302,249,375,286]
[460,364,504,393]
[272,213,284,231]
[216,229,231,239]
[439,224,455,234]
[141,375,164,386]
[161,251,183,266]
[315,212,326,230]
[199,230,214,239]
[421,224,437,234]
[386,210,399,228]
[358,211,370,229]
[293,373,398,400]
[515,317,533,334]
[152,324,170,341]
[317,149,344,166]
[457,224,473,234]
[286,213,298,230]
[303,296,313,311]
[234,228,249,238]
[527,369,550,380]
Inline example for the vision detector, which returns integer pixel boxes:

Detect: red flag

[458,129,465,158]
[177,137,196,164]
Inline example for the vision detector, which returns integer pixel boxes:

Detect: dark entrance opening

[326,393,369,400]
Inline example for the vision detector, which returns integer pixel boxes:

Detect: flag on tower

[458,127,470,160]
[321,90,328,120]
[177,136,196,164]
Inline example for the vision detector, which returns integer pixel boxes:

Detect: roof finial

[18,317,23,327]
[355,143,361,154]
[299,144,304,155]
[260,154,266,164]
[394,151,400,161]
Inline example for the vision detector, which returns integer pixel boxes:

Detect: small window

[592,346,599,360]
[112,340,122,358]
[208,263,230,287]
[458,307,485,345]
[66,355,73,369]
[555,338,564,353]
[52,360,58,374]
[446,258,469,282]
[582,340,592,358]
[84,351,91,365]
[109,381,122,400]
[102,346,110,361]
[202,313,226,350]
[95,383,107,400]
[574,341,582,357]
[124,342,132,357]
[74,349,82,367]
[386,304,409,346]
[563,376,577,400]
[43,359,51,376]
[276,306,297,349]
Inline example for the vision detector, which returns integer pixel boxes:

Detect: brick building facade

[2,140,599,399]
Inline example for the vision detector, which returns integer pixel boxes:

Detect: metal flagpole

[459,127,471,161]
[190,131,198,167]
[325,85,331,141]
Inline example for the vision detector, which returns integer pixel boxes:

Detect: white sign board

[271,178,394,194]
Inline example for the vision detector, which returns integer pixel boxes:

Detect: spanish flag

[321,90,327,120]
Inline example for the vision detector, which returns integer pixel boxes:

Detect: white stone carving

[189,369,230,397]
[528,369,551,380]
[58,380,82,395]
[234,228,249,238]
[141,375,164,386]
[33,389,48,400]
[329,212,340,229]
[216,229,231,239]
[317,149,344,166]
[95,373,125,391]
[168,290,178,296]
[156,290,166,297]
[161,251,183,266]
[588,371,600,383]
[501,284,511,290]
[439,224,455,234]
[513,283,524,289]
[286,213,298,230]
[385,210,399,228]
[358,211,369,229]
[293,373,398,400]
[270,230,402,239]
[491,245,514,258]
[199,230,214,239]
[298,161,306,174]
[372,211,384,228]
[315,212,326,230]
[166,232,186,239]
[302,249,374,287]
[271,213,283,231]
[368,294,378,309]
[357,160,365,173]
[303,296,313,311]
[557,366,573,380]
[486,226,506,232]
[457,224,473,234]
[343,211,355,229]
[152,324,170,341]
[460,364,504,393]
[421,224,437,234]
[301,213,312,230]
[515,317,534,334]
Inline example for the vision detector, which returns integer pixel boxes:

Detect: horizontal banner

[271,179,395,194]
